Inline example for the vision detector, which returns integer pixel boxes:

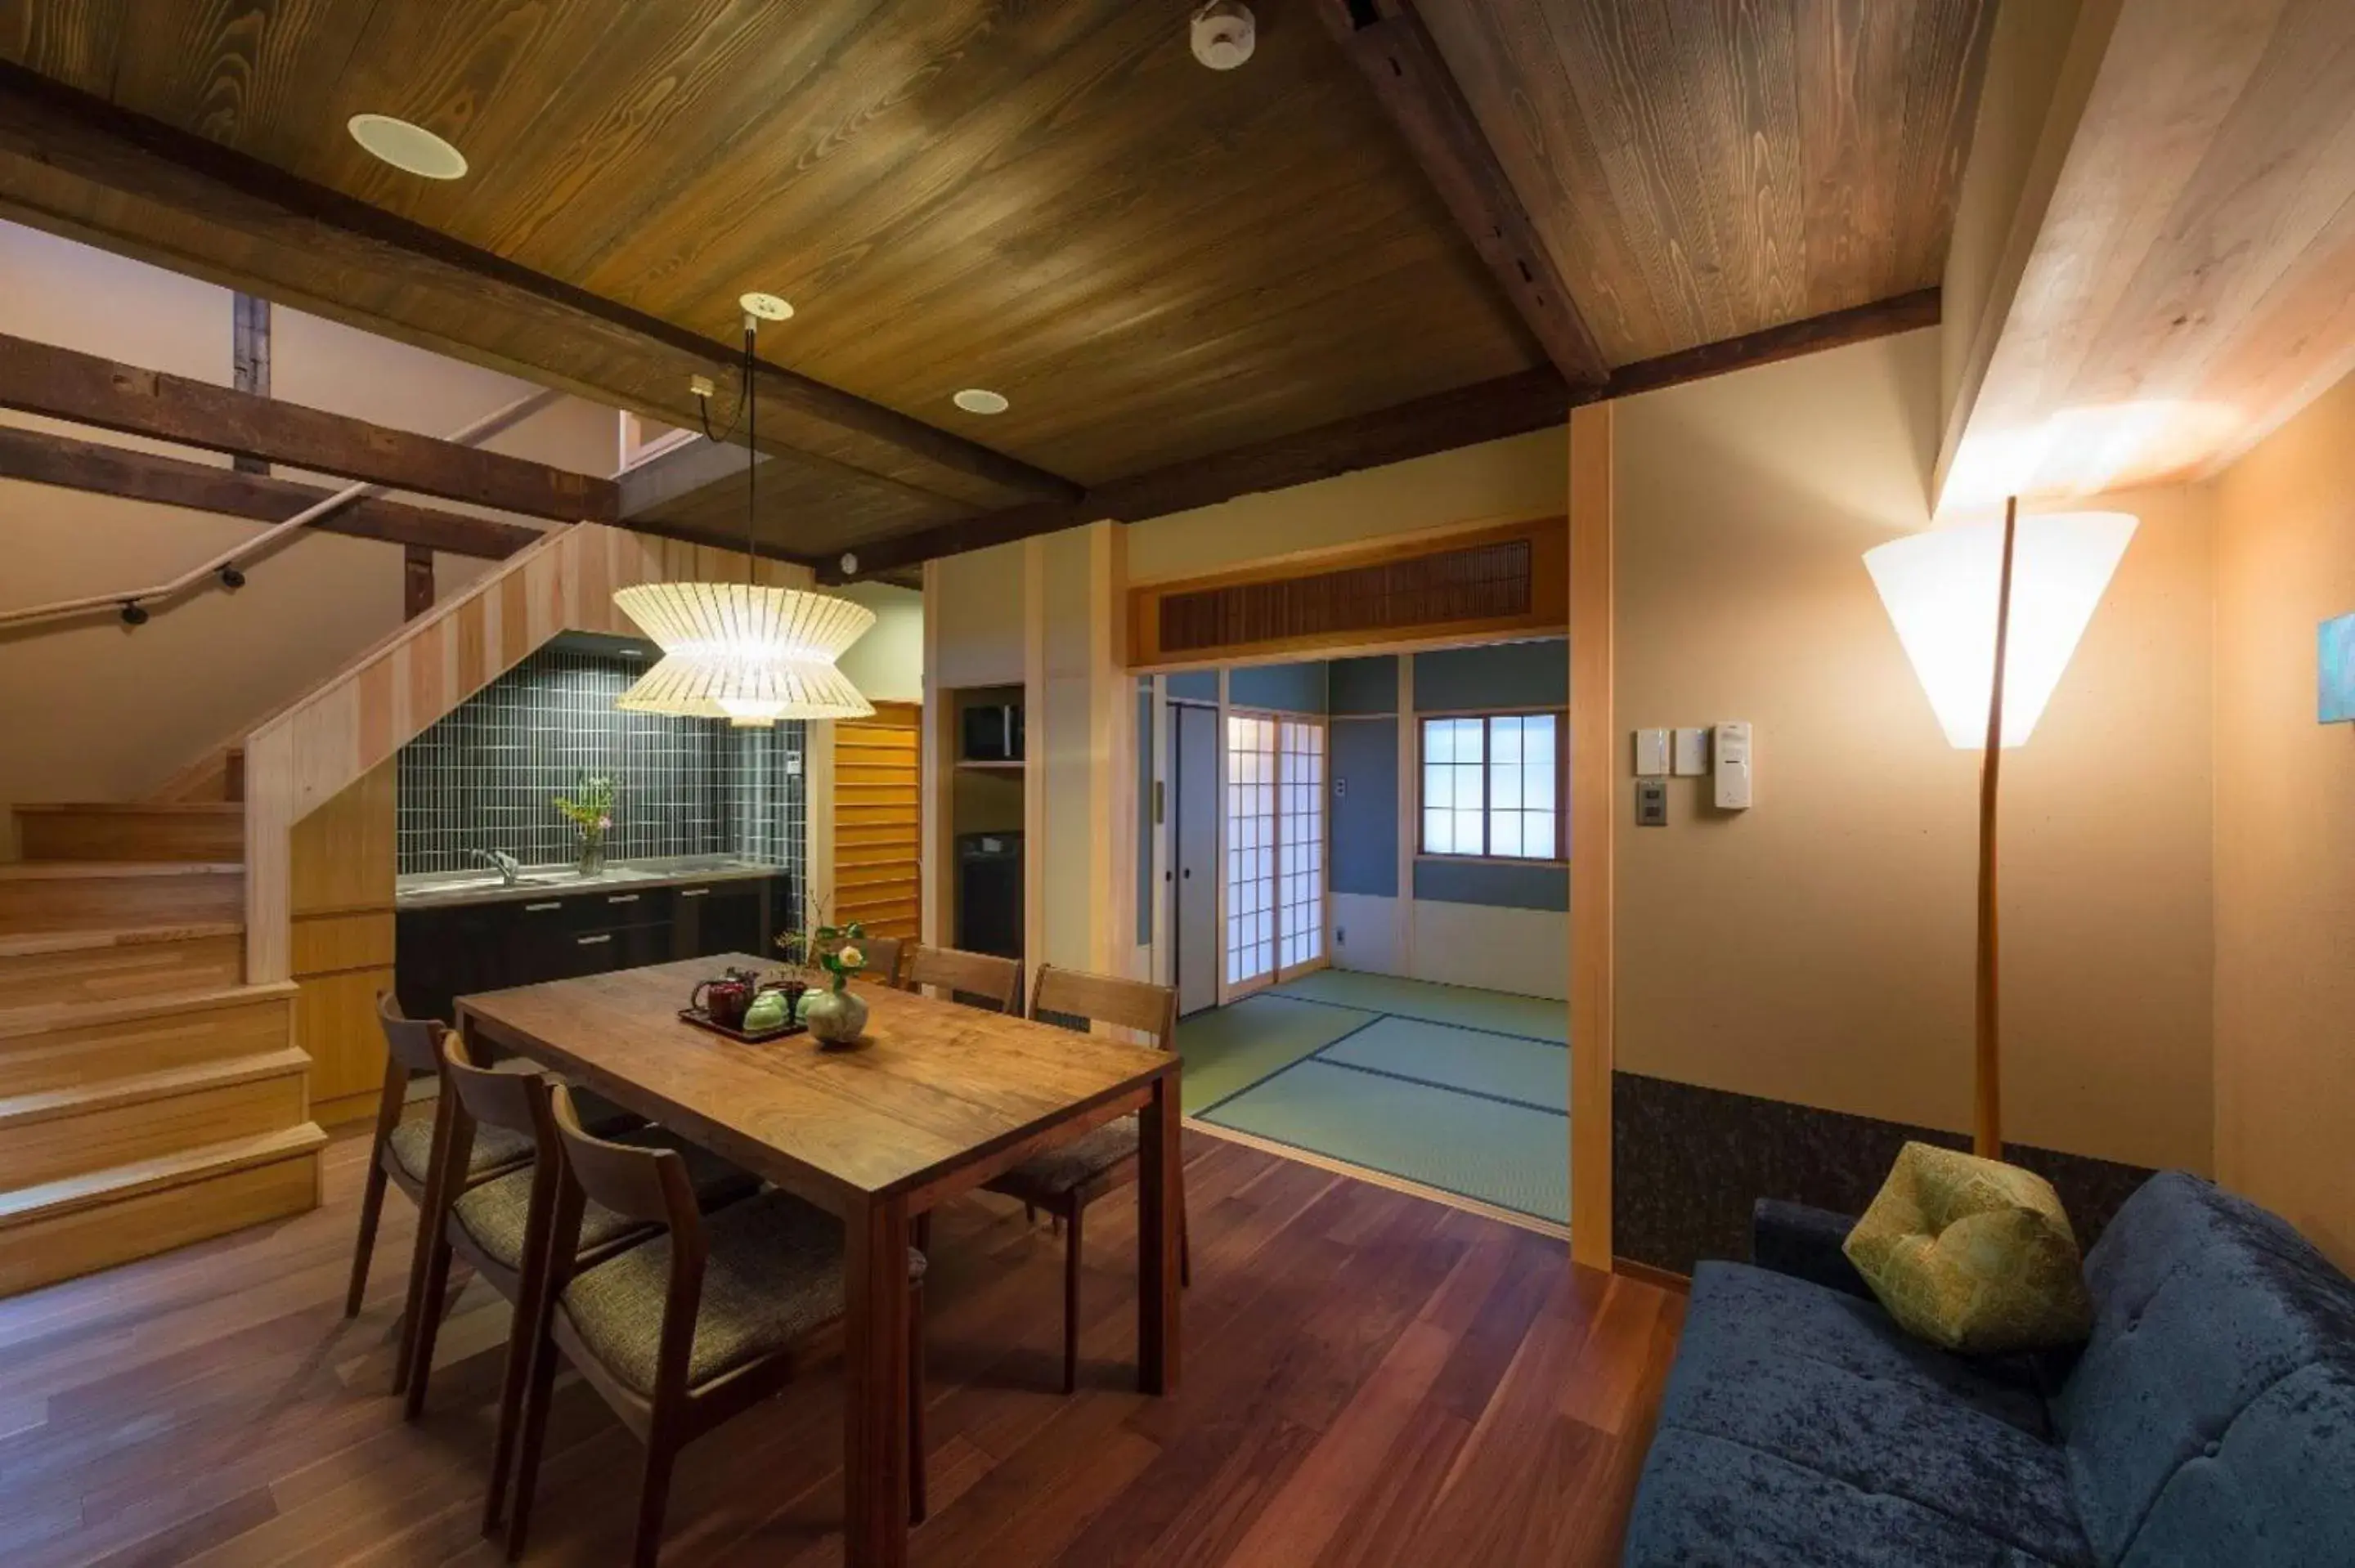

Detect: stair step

[0,923,245,1015]
[0,983,294,1095]
[0,862,243,934]
[15,803,243,863]
[0,1046,311,1191]
[0,1122,325,1296]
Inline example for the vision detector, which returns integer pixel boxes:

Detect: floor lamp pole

[1975,495,2020,1158]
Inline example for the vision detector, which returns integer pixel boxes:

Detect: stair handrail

[0,388,563,631]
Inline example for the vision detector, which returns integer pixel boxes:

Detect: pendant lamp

[615,301,875,726]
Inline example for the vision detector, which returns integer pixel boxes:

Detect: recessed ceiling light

[740,292,794,321]
[347,114,469,180]
[953,388,1010,415]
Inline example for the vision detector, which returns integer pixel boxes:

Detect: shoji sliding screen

[1225,710,1326,997]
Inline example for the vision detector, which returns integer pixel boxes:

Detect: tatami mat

[1176,992,1377,1115]
[1203,1060,1569,1224]
[1272,970,1568,1044]
[1318,1015,1568,1113]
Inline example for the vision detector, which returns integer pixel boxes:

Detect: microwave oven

[962,703,1024,763]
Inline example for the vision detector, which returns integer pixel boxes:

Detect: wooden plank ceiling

[1420,0,1994,365]
[1,0,1994,567]
[1940,0,2355,513]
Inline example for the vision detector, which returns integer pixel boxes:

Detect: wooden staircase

[0,749,326,1295]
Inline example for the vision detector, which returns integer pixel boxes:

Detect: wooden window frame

[1415,708,1568,863]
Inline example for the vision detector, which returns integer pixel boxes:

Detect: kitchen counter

[396,855,782,911]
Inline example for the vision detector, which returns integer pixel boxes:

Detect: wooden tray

[677,1006,805,1045]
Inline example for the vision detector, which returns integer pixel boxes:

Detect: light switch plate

[1713,720,1752,809]
[1633,728,1669,777]
[1672,727,1710,775]
[1635,777,1668,827]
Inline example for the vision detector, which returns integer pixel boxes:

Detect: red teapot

[690,968,759,1029]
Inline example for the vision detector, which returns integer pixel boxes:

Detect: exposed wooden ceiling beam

[0,332,615,522]
[825,367,1576,581]
[1602,288,1942,401]
[1317,0,1608,386]
[0,62,1080,513]
[823,289,1941,581]
[0,423,545,558]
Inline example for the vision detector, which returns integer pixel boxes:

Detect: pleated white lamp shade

[612,581,877,725]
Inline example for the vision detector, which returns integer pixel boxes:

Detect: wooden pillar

[402,545,435,620]
[1568,401,1616,1270]
[231,293,270,474]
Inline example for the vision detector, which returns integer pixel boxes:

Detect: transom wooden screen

[832,701,922,943]
[1128,516,1568,668]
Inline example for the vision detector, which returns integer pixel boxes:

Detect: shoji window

[1278,719,1325,972]
[1420,712,1563,860]
[1225,714,1278,987]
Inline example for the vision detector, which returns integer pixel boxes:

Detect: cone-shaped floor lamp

[1864,500,2137,1156]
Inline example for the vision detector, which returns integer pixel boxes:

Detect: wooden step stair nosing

[0,921,244,960]
[0,981,295,1042]
[0,1122,327,1230]
[12,803,244,817]
[0,1046,311,1133]
[0,861,244,880]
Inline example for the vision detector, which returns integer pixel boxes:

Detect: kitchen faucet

[469,848,523,886]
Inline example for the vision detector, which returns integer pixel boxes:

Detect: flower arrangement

[553,774,616,876]
[775,894,866,995]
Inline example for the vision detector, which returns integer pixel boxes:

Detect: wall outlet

[1334,925,1347,945]
[1636,777,1668,827]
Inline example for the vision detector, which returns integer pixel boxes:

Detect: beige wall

[2212,371,2355,1270]
[1616,326,2215,1174]
[834,581,923,704]
[1126,428,1567,583]
[0,222,614,848]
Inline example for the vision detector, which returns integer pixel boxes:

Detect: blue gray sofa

[1622,1172,2355,1566]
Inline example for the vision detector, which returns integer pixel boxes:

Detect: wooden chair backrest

[820,932,905,987]
[376,990,447,1076]
[1029,965,1179,1052]
[550,1084,700,1234]
[545,1084,710,1406]
[442,1034,548,1145]
[904,946,1022,1014]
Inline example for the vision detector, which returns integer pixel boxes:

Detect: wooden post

[402,544,435,620]
[231,293,270,474]
[1974,495,2020,1158]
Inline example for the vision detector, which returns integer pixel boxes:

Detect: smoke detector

[1191,2,1255,70]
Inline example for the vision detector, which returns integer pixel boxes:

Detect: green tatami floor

[1178,969,1569,1224]
[1268,969,1568,1043]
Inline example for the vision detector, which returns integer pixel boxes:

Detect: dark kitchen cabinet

[397,873,795,1023]
[671,880,767,961]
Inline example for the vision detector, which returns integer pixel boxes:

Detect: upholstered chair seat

[561,1188,927,1399]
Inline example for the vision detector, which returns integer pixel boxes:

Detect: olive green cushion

[1843,1141,2094,1355]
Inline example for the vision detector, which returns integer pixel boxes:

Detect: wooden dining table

[453,954,1183,1568]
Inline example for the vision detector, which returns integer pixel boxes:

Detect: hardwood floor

[0,1124,1682,1567]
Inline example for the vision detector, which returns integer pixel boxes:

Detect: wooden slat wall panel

[833,701,922,945]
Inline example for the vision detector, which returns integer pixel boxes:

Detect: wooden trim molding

[1567,401,1614,1269]
[1128,515,1568,669]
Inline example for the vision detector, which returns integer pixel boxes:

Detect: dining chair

[349,992,539,1391]
[506,1085,931,1566]
[902,945,1022,1014]
[983,965,1189,1394]
[403,1036,761,1451]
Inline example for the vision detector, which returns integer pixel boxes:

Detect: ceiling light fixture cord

[745,316,757,588]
